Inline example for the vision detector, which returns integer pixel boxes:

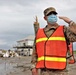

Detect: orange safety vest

[36,26,68,70]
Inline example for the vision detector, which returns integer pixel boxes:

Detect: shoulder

[61,25,68,33]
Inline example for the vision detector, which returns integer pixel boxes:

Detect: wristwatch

[68,20,73,24]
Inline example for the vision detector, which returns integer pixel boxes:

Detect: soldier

[68,43,75,64]
[31,7,76,75]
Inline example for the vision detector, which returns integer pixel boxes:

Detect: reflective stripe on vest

[36,37,66,43]
[38,56,66,62]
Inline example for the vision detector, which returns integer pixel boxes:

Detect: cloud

[0,0,76,50]
[0,39,7,45]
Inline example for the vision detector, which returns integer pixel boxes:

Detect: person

[31,7,76,75]
[68,43,75,64]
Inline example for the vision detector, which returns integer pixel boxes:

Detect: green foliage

[74,51,76,54]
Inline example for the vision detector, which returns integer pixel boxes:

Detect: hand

[34,22,39,25]
[59,16,72,24]
[34,16,39,25]
[32,68,38,75]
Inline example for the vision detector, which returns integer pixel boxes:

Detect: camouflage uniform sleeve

[31,39,38,69]
[31,23,40,69]
[33,23,39,35]
[64,21,76,63]
[64,21,76,42]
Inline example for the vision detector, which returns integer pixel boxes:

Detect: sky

[0,0,76,50]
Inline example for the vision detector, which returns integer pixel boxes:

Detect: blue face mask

[47,14,57,24]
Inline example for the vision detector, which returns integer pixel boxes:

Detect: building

[13,35,35,56]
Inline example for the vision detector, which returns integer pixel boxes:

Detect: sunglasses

[47,11,57,16]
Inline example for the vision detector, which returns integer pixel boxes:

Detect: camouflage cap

[44,7,57,16]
